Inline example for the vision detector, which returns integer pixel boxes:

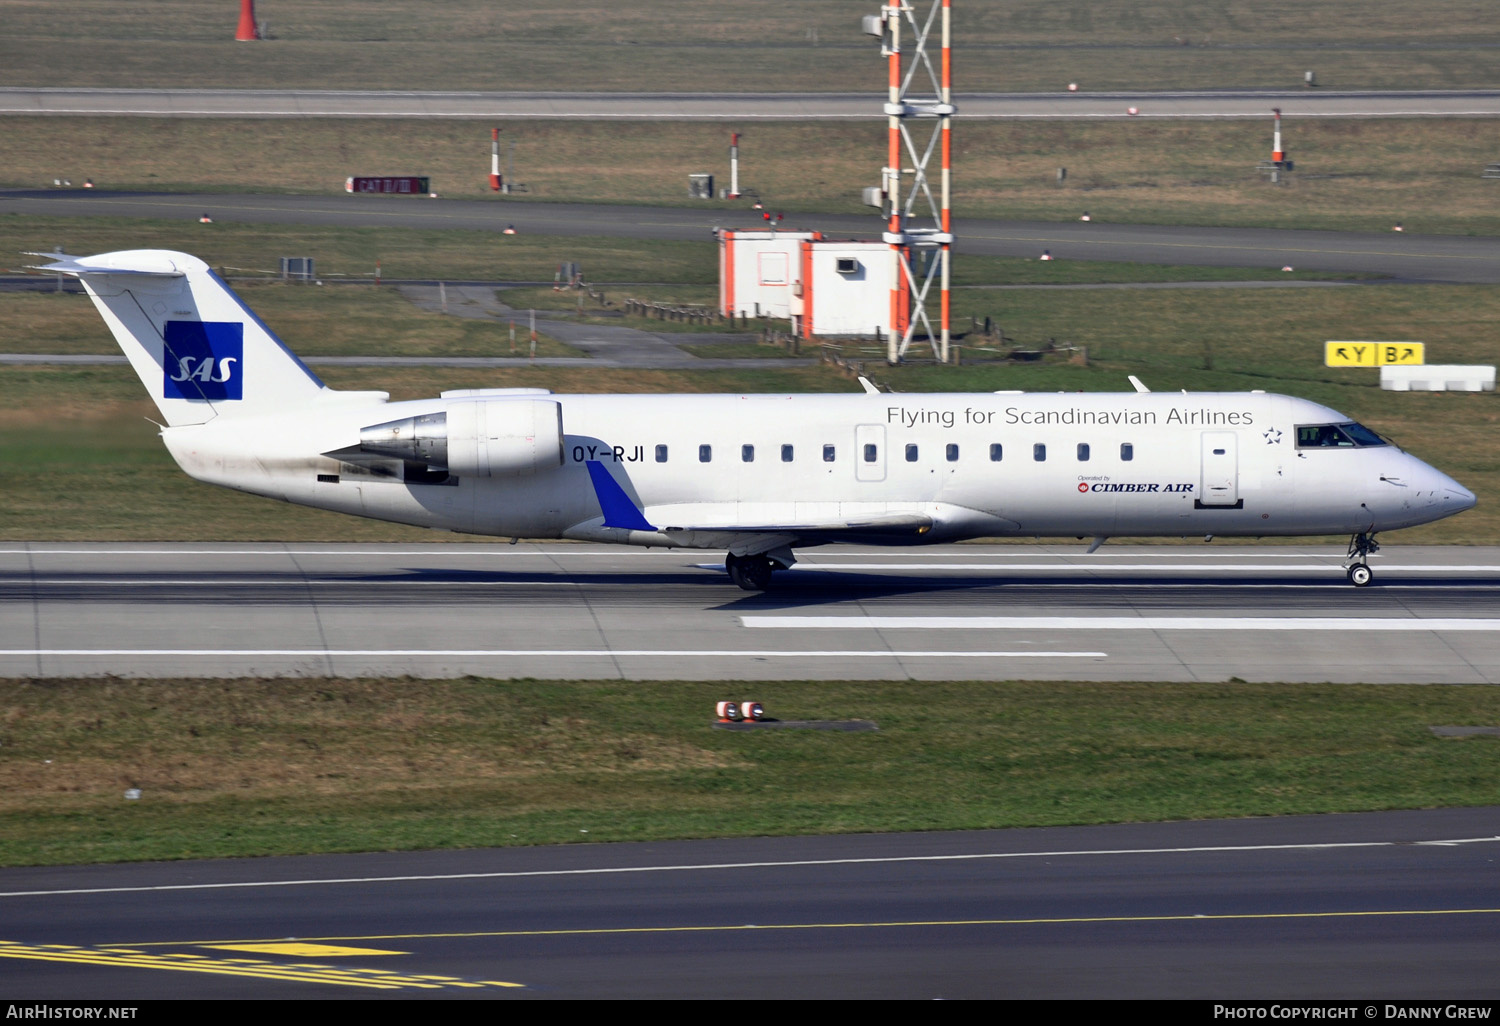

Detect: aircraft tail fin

[31,249,350,427]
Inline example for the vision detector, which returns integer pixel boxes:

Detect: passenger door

[1199,431,1240,506]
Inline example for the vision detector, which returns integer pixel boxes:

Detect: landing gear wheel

[725,553,776,592]
[1344,531,1380,588]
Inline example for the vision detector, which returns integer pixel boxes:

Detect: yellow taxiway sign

[1325,341,1426,367]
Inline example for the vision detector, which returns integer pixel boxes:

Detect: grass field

[4,1,1500,92]
[3,677,1498,867]
[9,117,1500,235]
[0,285,585,358]
[0,215,725,285]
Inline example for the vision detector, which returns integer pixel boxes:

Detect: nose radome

[1447,483,1477,512]
[1423,461,1476,512]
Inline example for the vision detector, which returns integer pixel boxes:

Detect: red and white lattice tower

[867,2,953,363]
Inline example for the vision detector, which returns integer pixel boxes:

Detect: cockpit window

[1340,422,1388,447]
[1296,422,1389,449]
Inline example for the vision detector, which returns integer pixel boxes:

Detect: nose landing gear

[1345,531,1380,587]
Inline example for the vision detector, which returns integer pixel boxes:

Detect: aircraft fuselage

[160,389,1473,548]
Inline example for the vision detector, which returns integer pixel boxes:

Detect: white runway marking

[19,578,590,587]
[0,548,672,556]
[1,649,1107,659]
[3,836,1495,900]
[794,563,1500,573]
[743,616,1500,632]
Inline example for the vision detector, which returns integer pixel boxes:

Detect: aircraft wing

[659,511,933,538]
[585,459,933,539]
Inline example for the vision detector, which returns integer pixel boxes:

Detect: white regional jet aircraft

[37,249,1476,590]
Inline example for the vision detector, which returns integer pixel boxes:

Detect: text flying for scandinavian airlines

[887,406,1255,428]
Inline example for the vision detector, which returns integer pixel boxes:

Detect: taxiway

[1,807,1496,998]
[8,190,1499,283]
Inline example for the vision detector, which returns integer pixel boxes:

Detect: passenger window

[1077,443,1090,462]
[781,444,794,462]
[1034,443,1046,462]
[989,443,1003,462]
[655,444,668,463]
[1120,443,1133,462]
[946,443,959,462]
[823,444,836,462]
[699,444,712,463]
[742,444,755,463]
[863,443,878,463]
[906,443,919,462]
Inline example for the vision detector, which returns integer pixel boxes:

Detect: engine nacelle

[446,398,564,477]
[358,399,563,478]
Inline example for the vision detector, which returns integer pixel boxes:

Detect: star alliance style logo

[1263,428,1283,445]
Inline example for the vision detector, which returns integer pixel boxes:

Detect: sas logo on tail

[163,321,243,401]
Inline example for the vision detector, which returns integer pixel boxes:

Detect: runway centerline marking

[742,616,1500,632]
[7,837,1496,900]
[175,906,1500,947]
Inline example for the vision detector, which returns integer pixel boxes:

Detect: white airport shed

[718,229,821,320]
[794,239,903,340]
[1380,365,1496,392]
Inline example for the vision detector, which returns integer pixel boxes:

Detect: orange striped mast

[873,2,955,364]
[886,7,904,357]
[939,0,952,363]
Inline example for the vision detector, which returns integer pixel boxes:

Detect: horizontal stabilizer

[28,251,188,278]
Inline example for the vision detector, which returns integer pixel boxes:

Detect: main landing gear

[1345,531,1380,587]
[725,552,782,591]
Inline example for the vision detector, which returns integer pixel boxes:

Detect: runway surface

[5,543,1499,682]
[9,190,1498,282]
[2,807,1497,998]
[7,87,1500,119]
